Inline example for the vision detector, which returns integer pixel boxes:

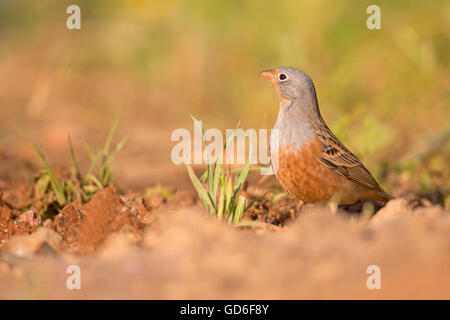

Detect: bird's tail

[363,190,392,203]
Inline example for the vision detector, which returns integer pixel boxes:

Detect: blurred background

[0,0,448,199]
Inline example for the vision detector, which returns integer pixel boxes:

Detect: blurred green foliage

[0,0,448,194]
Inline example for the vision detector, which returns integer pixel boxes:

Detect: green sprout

[16,111,128,217]
[186,115,254,226]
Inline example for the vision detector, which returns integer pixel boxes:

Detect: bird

[260,66,390,204]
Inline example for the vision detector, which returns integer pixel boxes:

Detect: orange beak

[260,69,274,80]
[259,68,291,102]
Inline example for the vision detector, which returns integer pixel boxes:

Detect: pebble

[4,227,62,258]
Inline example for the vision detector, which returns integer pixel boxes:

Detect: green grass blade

[84,150,101,183]
[189,114,203,131]
[98,109,123,180]
[103,109,122,157]
[68,136,82,182]
[107,133,129,165]
[212,161,222,202]
[84,140,95,160]
[231,167,259,175]
[233,195,247,224]
[35,174,51,198]
[103,168,112,187]
[234,139,252,189]
[190,114,209,185]
[224,120,241,149]
[207,162,214,197]
[103,133,129,185]
[85,173,104,190]
[224,175,232,215]
[189,114,199,123]
[15,126,66,206]
[186,165,215,213]
[65,180,79,201]
[227,208,234,224]
[217,186,225,220]
[245,199,256,211]
[234,160,250,190]
[200,170,208,183]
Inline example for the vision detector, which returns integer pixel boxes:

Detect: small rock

[98,231,138,259]
[145,193,164,209]
[4,227,62,257]
[370,198,413,227]
[166,190,194,207]
[0,205,12,229]
[138,211,154,225]
[420,198,432,207]
[43,219,53,229]
[18,210,41,227]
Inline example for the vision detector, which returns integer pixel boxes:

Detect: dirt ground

[0,46,448,299]
[0,171,449,299]
[0,99,448,299]
[0,0,449,301]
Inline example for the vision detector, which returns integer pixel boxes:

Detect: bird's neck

[272,98,320,152]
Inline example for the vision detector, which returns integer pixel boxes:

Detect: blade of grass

[233,195,247,224]
[15,126,66,206]
[234,140,252,190]
[66,180,81,203]
[245,199,256,211]
[186,165,215,213]
[234,159,250,190]
[224,174,232,215]
[85,173,104,190]
[35,174,51,198]
[84,150,102,183]
[103,133,129,185]
[200,170,208,183]
[217,186,225,220]
[98,109,123,180]
[207,162,213,200]
[105,134,129,168]
[231,167,260,175]
[84,140,95,160]
[190,115,210,186]
[68,136,82,182]
[212,161,222,202]
[103,109,123,157]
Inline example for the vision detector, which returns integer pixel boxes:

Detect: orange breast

[275,137,370,204]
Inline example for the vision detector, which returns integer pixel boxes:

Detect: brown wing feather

[313,120,381,191]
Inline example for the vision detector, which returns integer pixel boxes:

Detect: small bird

[261,66,390,204]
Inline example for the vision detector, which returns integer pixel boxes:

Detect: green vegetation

[186,116,252,225]
[145,185,174,199]
[0,0,447,200]
[16,113,128,217]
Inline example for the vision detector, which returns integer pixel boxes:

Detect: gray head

[260,66,320,116]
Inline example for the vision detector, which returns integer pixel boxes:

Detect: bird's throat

[272,105,315,152]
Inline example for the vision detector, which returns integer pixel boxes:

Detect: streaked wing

[314,120,381,190]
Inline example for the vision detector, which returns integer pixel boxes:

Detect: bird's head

[260,66,316,104]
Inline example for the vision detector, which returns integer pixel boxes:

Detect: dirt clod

[54,187,147,254]
[4,227,62,257]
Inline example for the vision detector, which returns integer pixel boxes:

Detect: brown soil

[54,188,147,254]
[0,183,195,254]
[0,169,449,299]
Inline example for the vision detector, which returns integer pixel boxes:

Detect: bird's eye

[278,73,288,81]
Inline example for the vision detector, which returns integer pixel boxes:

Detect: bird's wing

[314,121,381,190]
